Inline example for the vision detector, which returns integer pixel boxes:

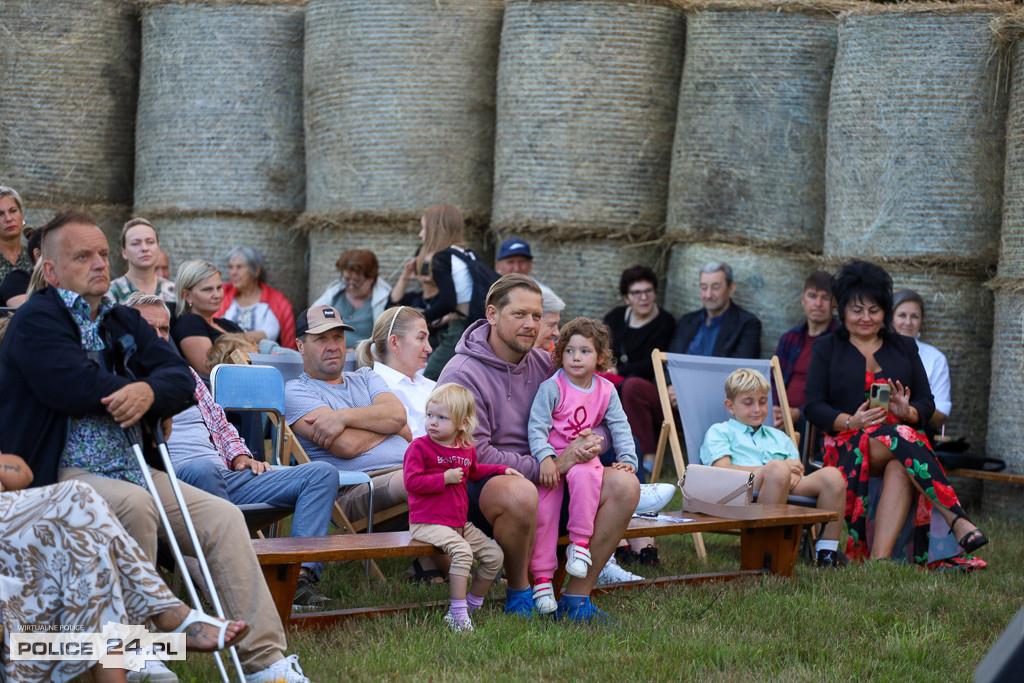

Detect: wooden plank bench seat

[946,469,1024,486]
[253,504,835,630]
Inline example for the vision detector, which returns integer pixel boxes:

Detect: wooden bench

[254,504,835,630]
[946,469,1024,486]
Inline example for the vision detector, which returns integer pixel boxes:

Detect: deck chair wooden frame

[649,351,801,562]
[228,349,409,581]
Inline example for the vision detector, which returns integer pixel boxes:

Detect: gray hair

[0,186,24,212]
[893,288,925,319]
[124,291,170,316]
[226,245,267,284]
[541,287,565,315]
[175,259,221,316]
[700,260,733,286]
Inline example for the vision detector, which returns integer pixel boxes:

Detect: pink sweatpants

[529,457,605,580]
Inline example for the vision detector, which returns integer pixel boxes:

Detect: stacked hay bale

[492,0,686,319]
[303,0,504,299]
[133,0,307,306]
[825,3,1009,459]
[665,0,844,349]
[985,10,1024,520]
[0,0,139,263]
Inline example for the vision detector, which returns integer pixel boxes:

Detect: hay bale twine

[824,5,1009,267]
[23,204,131,276]
[492,0,685,236]
[667,1,845,249]
[304,0,505,219]
[153,213,307,311]
[664,242,814,357]
[0,0,139,204]
[490,232,665,322]
[304,216,490,308]
[886,266,993,452]
[984,283,1024,520]
[134,1,305,214]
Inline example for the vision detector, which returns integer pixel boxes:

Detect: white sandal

[173,609,249,652]
[565,543,592,578]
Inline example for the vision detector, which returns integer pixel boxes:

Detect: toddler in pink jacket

[404,383,523,632]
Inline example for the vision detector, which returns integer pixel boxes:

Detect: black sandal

[951,514,989,554]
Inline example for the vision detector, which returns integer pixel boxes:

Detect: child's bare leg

[791,467,846,541]
[468,573,491,598]
[750,459,790,505]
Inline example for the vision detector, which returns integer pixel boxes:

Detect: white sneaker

[596,554,643,585]
[635,483,676,515]
[245,654,311,683]
[532,583,557,614]
[127,656,178,683]
[443,611,475,632]
[565,543,592,578]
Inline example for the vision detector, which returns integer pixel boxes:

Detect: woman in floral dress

[804,260,987,565]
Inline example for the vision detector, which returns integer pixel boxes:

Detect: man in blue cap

[494,238,535,277]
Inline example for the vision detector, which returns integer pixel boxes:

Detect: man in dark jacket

[0,212,311,683]
[668,261,761,358]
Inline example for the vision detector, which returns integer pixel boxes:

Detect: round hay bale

[23,204,132,276]
[491,0,685,237]
[304,216,491,308]
[151,213,307,311]
[824,5,1009,268]
[304,0,505,220]
[666,2,841,249]
[134,1,305,214]
[490,232,666,322]
[0,0,139,205]
[664,242,815,358]
[997,36,1024,278]
[984,284,1024,519]
[885,266,993,453]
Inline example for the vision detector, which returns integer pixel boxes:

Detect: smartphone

[869,383,890,411]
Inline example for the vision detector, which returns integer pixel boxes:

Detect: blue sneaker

[504,587,535,617]
[555,595,610,624]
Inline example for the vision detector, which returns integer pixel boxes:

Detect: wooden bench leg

[262,563,301,630]
[740,524,802,578]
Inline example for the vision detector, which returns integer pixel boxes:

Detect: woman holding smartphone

[804,260,986,565]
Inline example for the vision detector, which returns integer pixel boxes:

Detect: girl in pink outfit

[404,383,524,632]
[527,319,638,614]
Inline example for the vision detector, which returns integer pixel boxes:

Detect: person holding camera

[804,260,986,565]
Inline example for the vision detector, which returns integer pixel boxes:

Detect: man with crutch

[0,212,312,683]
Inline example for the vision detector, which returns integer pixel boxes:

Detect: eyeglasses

[343,275,366,288]
[627,287,655,299]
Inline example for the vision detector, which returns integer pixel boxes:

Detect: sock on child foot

[466,594,484,613]
[815,540,839,554]
[450,599,469,623]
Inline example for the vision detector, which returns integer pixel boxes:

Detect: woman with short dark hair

[313,249,392,348]
[804,260,986,564]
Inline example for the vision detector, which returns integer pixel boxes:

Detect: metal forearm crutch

[126,423,245,683]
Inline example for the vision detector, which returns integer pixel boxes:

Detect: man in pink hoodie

[438,274,640,621]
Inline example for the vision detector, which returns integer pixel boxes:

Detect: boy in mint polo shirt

[699,368,847,567]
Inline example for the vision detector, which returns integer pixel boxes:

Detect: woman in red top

[217,245,296,349]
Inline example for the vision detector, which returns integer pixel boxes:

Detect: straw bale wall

[134,1,305,214]
[150,213,307,310]
[984,284,1024,520]
[998,37,1024,278]
[487,232,665,323]
[824,6,1009,268]
[0,0,139,205]
[667,3,839,249]
[491,0,685,237]
[304,0,504,220]
[303,216,490,308]
[885,267,993,452]
[664,242,815,358]
[23,204,131,276]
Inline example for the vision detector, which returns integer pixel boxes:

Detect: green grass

[167,508,1022,682]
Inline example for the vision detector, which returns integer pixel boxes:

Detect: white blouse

[372,361,437,438]
[916,339,952,416]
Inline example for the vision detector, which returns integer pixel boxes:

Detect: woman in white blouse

[893,289,951,430]
[356,306,435,438]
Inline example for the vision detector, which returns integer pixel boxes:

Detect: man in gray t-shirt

[286,305,412,518]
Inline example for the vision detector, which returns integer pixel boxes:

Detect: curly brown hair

[552,317,615,373]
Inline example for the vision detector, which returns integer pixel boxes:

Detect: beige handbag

[679,464,757,519]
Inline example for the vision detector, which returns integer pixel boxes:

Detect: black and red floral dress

[822,371,965,565]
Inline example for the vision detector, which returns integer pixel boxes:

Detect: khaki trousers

[409,522,503,580]
[60,467,287,674]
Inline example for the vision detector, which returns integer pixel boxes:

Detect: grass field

[164,497,1022,683]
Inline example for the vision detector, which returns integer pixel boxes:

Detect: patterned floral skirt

[0,480,180,683]
[823,417,965,566]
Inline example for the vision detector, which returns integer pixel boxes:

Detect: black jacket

[0,287,195,487]
[668,303,762,359]
[804,332,935,434]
